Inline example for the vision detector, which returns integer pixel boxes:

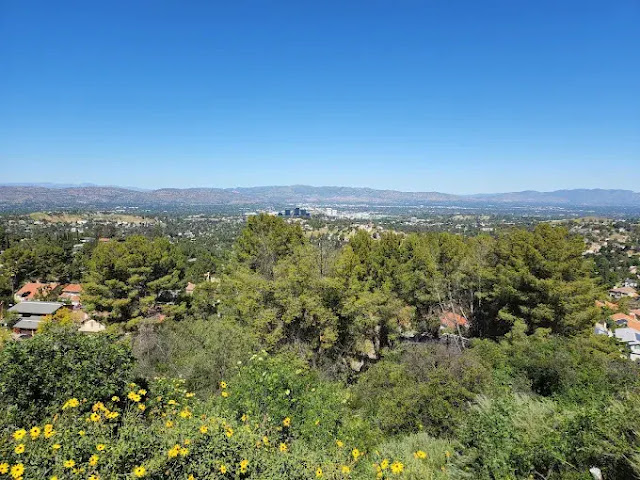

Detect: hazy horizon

[1,181,639,197]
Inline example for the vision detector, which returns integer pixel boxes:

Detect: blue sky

[1,0,639,193]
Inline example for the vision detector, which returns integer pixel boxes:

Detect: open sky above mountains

[1,0,638,192]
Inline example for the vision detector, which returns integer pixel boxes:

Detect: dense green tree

[475,224,603,337]
[82,236,186,323]
[234,213,306,277]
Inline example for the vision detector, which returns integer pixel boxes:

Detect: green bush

[0,328,133,423]
[223,352,380,450]
[133,318,257,397]
[352,345,492,437]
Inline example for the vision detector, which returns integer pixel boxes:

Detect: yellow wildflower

[14,443,25,454]
[96,444,106,451]
[168,399,177,405]
[12,429,26,441]
[89,454,99,466]
[127,392,141,403]
[279,443,288,453]
[78,430,86,436]
[88,476,99,480]
[380,459,389,470]
[239,459,249,473]
[283,417,291,427]
[241,413,248,422]
[111,395,120,402]
[225,426,234,438]
[179,409,192,418]
[62,398,79,409]
[414,450,427,459]
[29,426,41,439]
[10,464,24,478]
[89,413,101,422]
[336,440,344,448]
[341,465,351,474]
[185,392,195,398]
[390,461,404,474]
[165,420,174,428]
[92,402,105,412]
[138,404,146,412]
[64,459,76,468]
[133,465,146,477]
[219,464,227,474]
[0,463,8,475]
[199,425,208,434]
[219,381,227,389]
[221,391,229,398]
[262,435,269,445]
[138,389,147,395]
[316,467,323,477]
[52,443,61,450]
[351,448,361,461]
[179,447,189,457]
[184,438,191,445]
[167,445,180,458]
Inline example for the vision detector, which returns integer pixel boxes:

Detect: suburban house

[78,319,106,333]
[14,282,59,302]
[8,301,64,337]
[60,283,83,306]
[608,286,638,299]
[612,328,640,361]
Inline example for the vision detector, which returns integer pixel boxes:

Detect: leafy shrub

[224,352,380,450]
[133,318,257,397]
[0,328,133,423]
[372,432,462,480]
[352,345,492,437]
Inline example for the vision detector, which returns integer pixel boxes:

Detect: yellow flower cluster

[1,378,438,480]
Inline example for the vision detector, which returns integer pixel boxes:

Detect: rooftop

[8,301,63,316]
[13,318,43,331]
[614,327,640,346]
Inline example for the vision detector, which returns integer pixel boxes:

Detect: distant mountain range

[0,185,639,208]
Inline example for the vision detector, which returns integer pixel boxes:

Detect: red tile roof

[626,317,640,331]
[610,313,635,324]
[62,283,83,293]
[15,282,59,301]
[439,311,468,329]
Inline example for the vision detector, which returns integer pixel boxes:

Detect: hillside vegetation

[1,214,639,479]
